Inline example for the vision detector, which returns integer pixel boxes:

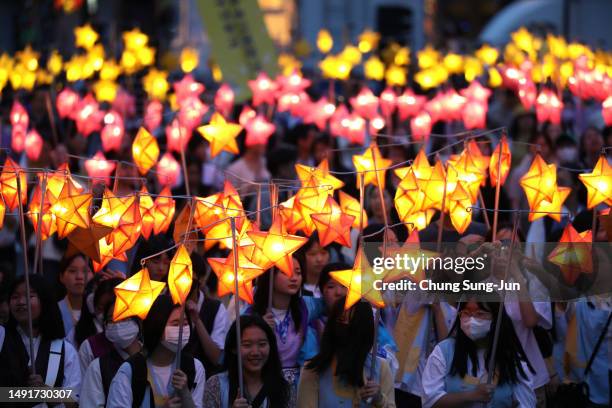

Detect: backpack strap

[45,339,64,387]
[99,349,124,398]
[584,312,612,376]
[128,352,152,408]
[200,297,221,335]
[180,353,196,391]
[88,332,114,359]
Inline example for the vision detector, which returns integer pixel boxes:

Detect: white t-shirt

[302,283,321,298]
[80,347,130,408]
[106,357,205,408]
[422,341,535,408]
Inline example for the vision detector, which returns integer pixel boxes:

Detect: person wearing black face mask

[80,300,143,407]
[297,298,396,407]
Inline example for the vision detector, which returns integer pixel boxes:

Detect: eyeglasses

[459,310,493,320]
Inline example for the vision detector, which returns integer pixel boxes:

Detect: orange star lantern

[168,245,193,305]
[246,216,308,276]
[394,167,425,222]
[92,190,141,256]
[51,182,92,238]
[311,196,355,248]
[113,268,166,320]
[296,159,344,192]
[547,224,593,285]
[339,191,368,229]
[447,182,473,234]
[293,178,330,235]
[208,253,265,303]
[279,196,307,234]
[132,127,160,175]
[153,187,176,235]
[352,143,392,189]
[490,135,512,187]
[139,187,156,240]
[66,223,112,264]
[28,185,56,240]
[329,249,385,310]
[530,186,570,222]
[520,154,557,210]
[0,157,27,211]
[578,155,612,209]
[197,112,242,157]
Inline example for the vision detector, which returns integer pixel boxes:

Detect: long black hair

[306,297,374,387]
[142,295,191,354]
[449,298,534,385]
[74,277,123,346]
[8,274,65,341]
[56,253,91,300]
[252,261,305,333]
[131,235,174,276]
[224,315,289,407]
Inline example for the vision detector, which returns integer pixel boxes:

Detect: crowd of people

[0,60,609,408]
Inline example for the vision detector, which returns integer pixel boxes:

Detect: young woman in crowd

[77,277,124,372]
[297,298,396,407]
[57,253,92,338]
[296,233,330,298]
[107,295,205,408]
[203,314,290,407]
[421,297,536,408]
[131,235,174,281]
[80,300,143,407]
[1,274,81,402]
[250,258,308,395]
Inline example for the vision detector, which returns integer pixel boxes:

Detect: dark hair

[224,315,289,407]
[318,262,350,293]
[306,298,374,387]
[142,295,191,354]
[190,252,207,280]
[252,263,304,332]
[449,298,534,385]
[8,274,65,341]
[74,277,123,346]
[131,235,174,276]
[57,253,91,299]
[294,232,328,281]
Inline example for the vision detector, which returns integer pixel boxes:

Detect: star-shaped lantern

[74,24,98,50]
[394,167,426,223]
[578,155,612,209]
[245,115,275,147]
[352,143,392,189]
[279,196,307,234]
[311,196,355,247]
[208,253,265,304]
[85,151,116,185]
[113,268,166,321]
[0,157,27,211]
[490,135,512,187]
[168,245,193,305]
[132,127,160,175]
[447,182,473,234]
[293,178,330,235]
[520,154,557,210]
[139,187,156,240]
[214,84,235,118]
[296,159,344,192]
[51,181,92,238]
[547,224,593,285]
[246,216,308,276]
[28,184,56,240]
[248,72,277,107]
[197,112,242,157]
[153,186,176,235]
[530,186,570,222]
[339,191,368,229]
[65,223,113,264]
[329,249,385,310]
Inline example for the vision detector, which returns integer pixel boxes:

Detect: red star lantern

[0,158,27,211]
[25,130,43,161]
[380,87,397,117]
[303,97,336,130]
[56,88,80,119]
[74,94,103,137]
[245,115,275,147]
[410,111,432,141]
[166,118,191,153]
[101,111,124,153]
[85,151,116,185]
[214,84,235,119]
[248,72,277,107]
[397,88,426,120]
[350,87,379,120]
[535,88,563,125]
[311,196,355,247]
[239,105,256,127]
[156,152,181,186]
[144,100,163,132]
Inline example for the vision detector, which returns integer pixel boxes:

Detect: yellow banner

[196,0,278,102]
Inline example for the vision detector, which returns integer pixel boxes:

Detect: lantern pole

[16,171,36,374]
[267,183,278,311]
[491,134,504,242]
[591,208,598,238]
[230,217,245,399]
[179,126,190,197]
[44,91,59,146]
[436,158,448,253]
[32,172,47,275]
[478,189,490,230]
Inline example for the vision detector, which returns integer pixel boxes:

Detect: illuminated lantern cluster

[535,88,563,124]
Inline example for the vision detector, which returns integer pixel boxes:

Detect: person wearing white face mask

[80,301,143,407]
[422,298,537,408]
[107,295,205,408]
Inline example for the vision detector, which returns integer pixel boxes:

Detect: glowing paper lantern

[246,216,308,276]
[85,151,116,185]
[153,186,176,235]
[198,112,242,157]
[317,29,333,53]
[302,97,336,130]
[0,158,26,211]
[520,154,557,209]
[277,70,312,94]
[139,187,155,240]
[338,191,368,229]
[350,87,379,120]
[156,153,181,186]
[279,196,306,234]
[311,196,355,247]
[518,80,537,110]
[296,159,344,192]
[239,105,256,127]
[168,245,193,304]
[459,81,492,104]
[410,111,432,141]
[25,130,43,161]
[51,182,92,239]
[530,186,570,222]
[214,84,235,118]
[101,111,124,152]
[379,87,397,117]
[144,100,163,132]
[208,253,265,303]
[180,48,199,73]
[535,89,563,125]
[462,101,487,130]
[603,97,612,126]
[245,115,275,147]
[358,29,380,53]
[419,161,447,211]
[352,143,391,189]
[329,249,384,310]
[447,183,473,234]
[27,185,56,240]
[397,89,426,120]
[344,114,366,145]
[10,102,28,153]
[578,155,612,209]
[394,168,425,222]
[132,127,160,175]
[65,223,112,264]
[364,56,385,81]
[74,24,98,50]
[490,135,512,187]
[547,224,593,285]
[248,72,277,107]
[177,95,207,131]
[113,268,166,321]
[143,69,169,101]
[293,178,330,236]
[166,119,192,153]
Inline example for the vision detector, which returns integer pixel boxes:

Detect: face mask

[105,320,140,349]
[460,316,491,341]
[557,147,578,163]
[161,325,190,352]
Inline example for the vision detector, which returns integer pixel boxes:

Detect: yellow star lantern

[139,187,156,240]
[123,28,149,51]
[294,178,330,235]
[93,236,127,272]
[447,183,473,234]
[0,157,27,211]
[153,186,176,235]
[168,245,193,305]
[329,249,384,310]
[364,56,385,81]
[317,29,333,53]
[358,29,380,53]
[194,193,223,232]
[475,44,499,65]
[132,127,160,175]
[578,155,612,209]
[547,224,593,285]
[74,24,98,50]
[208,253,265,304]
[246,216,308,276]
[28,185,57,240]
[197,112,242,157]
[385,64,407,87]
[51,182,92,238]
[92,190,141,256]
[352,143,392,189]
[143,69,169,101]
[296,158,344,192]
[419,161,447,211]
[490,135,512,187]
[279,196,306,234]
[113,268,166,321]
[394,167,425,223]
[339,191,368,229]
[404,209,435,231]
[180,47,199,73]
[66,223,113,264]
[530,186,570,222]
[520,154,557,210]
[311,196,355,248]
